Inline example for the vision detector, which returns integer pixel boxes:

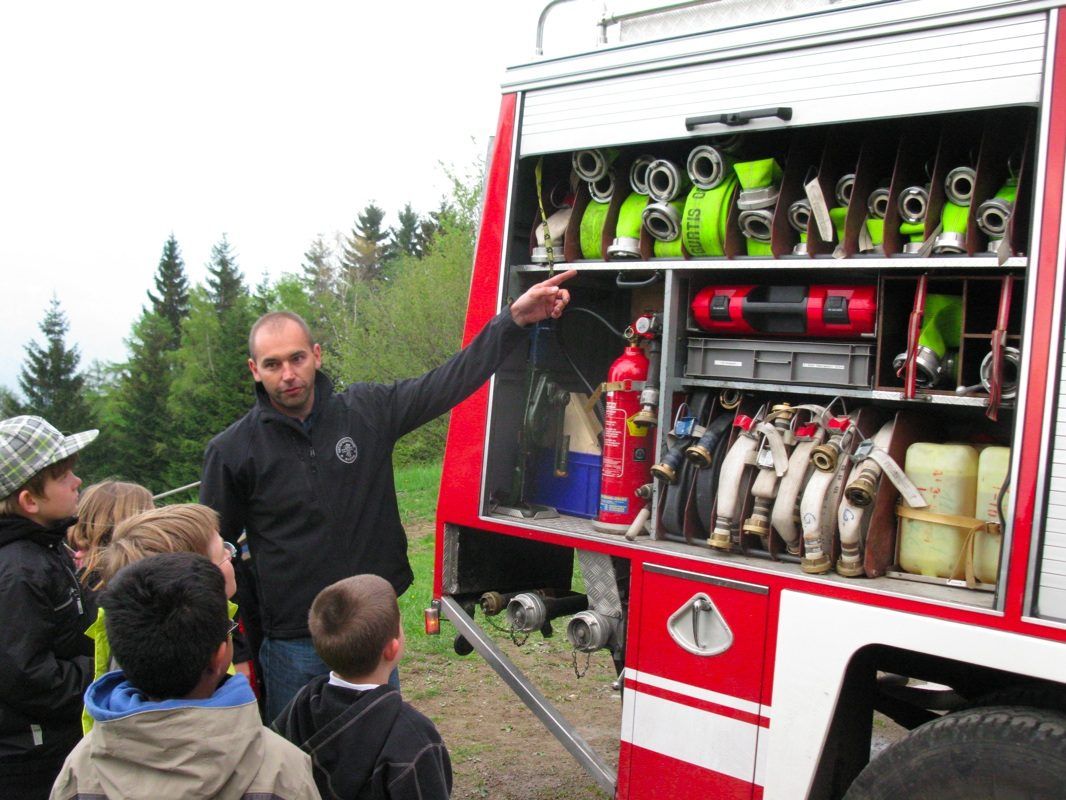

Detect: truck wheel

[843,705,1066,800]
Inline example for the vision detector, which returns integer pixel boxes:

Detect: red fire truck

[430,2,1066,797]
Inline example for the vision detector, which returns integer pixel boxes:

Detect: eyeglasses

[217,540,237,565]
[227,619,240,638]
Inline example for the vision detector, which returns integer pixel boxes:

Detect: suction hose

[742,405,795,541]
[801,417,853,573]
[771,419,826,555]
[709,415,759,550]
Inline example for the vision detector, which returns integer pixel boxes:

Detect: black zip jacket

[200,308,528,639]
[272,677,451,800]
[0,514,94,767]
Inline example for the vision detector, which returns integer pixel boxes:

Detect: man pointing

[201,270,575,719]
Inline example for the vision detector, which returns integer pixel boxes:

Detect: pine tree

[111,311,176,490]
[299,235,340,350]
[206,234,244,312]
[0,386,22,418]
[339,202,389,285]
[387,203,425,261]
[166,241,256,487]
[302,235,335,298]
[17,296,94,436]
[147,234,190,349]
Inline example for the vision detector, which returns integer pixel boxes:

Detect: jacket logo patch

[335,437,359,464]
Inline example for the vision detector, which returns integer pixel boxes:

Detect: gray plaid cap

[0,416,98,497]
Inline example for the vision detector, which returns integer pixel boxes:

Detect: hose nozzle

[835,173,856,207]
[844,468,879,507]
[687,145,730,190]
[898,185,930,224]
[646,159,691,202]
[588,171,616,203]
[573,148,619,183]
[738,209,774,241]
[629,155,656,195]
[945,166,977,206]
[867,188,890,220]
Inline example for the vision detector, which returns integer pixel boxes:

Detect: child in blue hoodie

[50,552,320,800]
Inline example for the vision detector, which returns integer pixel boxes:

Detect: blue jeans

[260,637,328,722]
[260,636,400,722]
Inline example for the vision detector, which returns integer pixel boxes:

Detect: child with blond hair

[66,480,153,589]
[81,503,238,732]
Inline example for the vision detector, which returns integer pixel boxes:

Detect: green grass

[395,460,453,658]
[395,461,444,524]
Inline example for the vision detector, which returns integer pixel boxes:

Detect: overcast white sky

[0,0,602,392]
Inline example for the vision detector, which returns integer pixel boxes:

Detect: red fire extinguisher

[594,315,658,534]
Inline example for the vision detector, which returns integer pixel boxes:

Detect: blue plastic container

[530,449,602,519]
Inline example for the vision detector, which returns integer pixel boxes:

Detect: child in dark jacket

[0,415,97,800]
[272,574,452,800]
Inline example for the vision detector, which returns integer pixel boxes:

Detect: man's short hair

[102,552,230,699]
[309,574,400,678]
[248,311,313,359]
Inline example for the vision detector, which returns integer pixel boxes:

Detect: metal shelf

[513,256,1029,273]
[672,377,1006,408]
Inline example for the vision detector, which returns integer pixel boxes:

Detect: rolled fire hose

[863,187,890,253]
[742,405,796,541]
[898,184,930,254]
[771,420,826,556]
[932,201,969,254]
[800,418,853,574]
[647,158,692,203]
[891,294,963,387]
[836,173,856,207]
[580,200,610,259]
[687,145,733,190]
[629,155,656,195]
[653,237,684,258]
[734,158,783,256]
[643,198,685,242]
[945,166,977,206]
[573,148,620,183]
[681,175,738,257]
[709,415,760,550]
[976,177,1018,251]
[589,170,616,204]
[532,206,573,264]
[788,199,810,255]
[608,192,649,259]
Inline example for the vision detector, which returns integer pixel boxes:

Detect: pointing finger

[539,269,577,288]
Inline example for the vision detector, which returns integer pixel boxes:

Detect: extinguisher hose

[554,308,630,425]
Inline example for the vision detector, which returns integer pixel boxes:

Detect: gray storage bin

[686,338,873,387]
